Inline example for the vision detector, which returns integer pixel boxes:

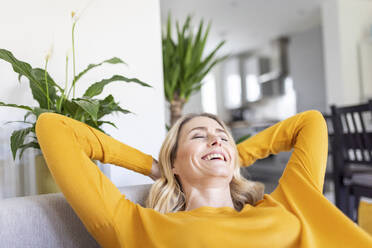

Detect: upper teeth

[204,153,224,161]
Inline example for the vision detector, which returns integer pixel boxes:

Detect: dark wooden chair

[330,100,372,221]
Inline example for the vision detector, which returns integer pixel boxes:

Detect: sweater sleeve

[35,112,153,246]
[236,110,328,192]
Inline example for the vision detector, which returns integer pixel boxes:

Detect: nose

[208,135,222,147]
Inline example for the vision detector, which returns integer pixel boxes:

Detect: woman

[35,110,372,247]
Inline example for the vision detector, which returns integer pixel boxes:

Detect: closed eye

[193,136,206,139]
[193,135,228,141]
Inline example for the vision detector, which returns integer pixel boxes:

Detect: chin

[205,169,233,178]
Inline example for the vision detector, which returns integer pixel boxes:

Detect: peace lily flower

[71,11,80,23]
[45,44,54,62]
[44,44,54,109]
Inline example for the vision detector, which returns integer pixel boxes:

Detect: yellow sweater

[35,110,372,248]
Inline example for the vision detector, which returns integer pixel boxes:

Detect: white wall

[322,0,372,106]
[215,63,231,123]
[0,0,165,188]
[289,25,327,113]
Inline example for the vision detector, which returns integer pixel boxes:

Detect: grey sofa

[0,184,152,248]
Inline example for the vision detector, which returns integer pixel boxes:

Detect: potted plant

[162,14,228,126]
[0,12,151,194]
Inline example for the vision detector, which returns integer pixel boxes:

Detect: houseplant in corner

[162,14,228,126]
[0,12,151,194]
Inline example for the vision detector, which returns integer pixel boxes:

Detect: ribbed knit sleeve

[35,113,153,247]
[237,110,328,192]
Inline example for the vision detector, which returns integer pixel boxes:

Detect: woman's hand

[149,158,161,181]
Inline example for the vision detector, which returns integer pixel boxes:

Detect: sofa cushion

[0,184,152,248]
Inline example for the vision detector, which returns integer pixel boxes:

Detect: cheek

[177,143,199,160]
[174,145,194,169]
[173,143,203,174]
[226,146,238,167]
[175,149,188,164]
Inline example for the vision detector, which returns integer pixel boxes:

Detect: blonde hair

[145,113,264,213]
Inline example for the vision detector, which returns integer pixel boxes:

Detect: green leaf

[61,99,79,116]
[0,101,33,112]
[0,49,34,81]
[4,120,33,125]
[0,49,59,109]
[186,83,203,100]
[98,121,118,129]
[10,127,33,160]
[56,94,65,112]
[29,68,61,109]
[161,15,227,105]
[83,75,151,98]
[31,67,63,92]
[113,106,131,115]
[23,111,34,122]
[73,98,100,124]
[194,41,226,77]
[33,107,54,118]
[19,142,40,160]
[74,57,127,84]
[164,64,180,101]
[97,94,132,119]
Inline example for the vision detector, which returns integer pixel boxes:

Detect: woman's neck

[182,183,234,211]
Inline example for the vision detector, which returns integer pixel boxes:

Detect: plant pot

[34,154,61,194]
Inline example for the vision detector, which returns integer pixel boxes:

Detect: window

[246,74,261,102]
[201,74,217,114]
[224,58,242,109]
[225,74,242,109]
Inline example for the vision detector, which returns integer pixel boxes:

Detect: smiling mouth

[201,153,227,162]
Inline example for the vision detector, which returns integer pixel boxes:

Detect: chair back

[331,100,372,167]
[323,113,334,154]
[330,100,372,220]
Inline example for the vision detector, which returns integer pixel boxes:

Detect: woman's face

[172,116,236,185]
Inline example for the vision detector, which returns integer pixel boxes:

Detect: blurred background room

[1,0,372,234]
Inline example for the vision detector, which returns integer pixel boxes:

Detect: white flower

[45,44,54,61]
[71,1,95,23]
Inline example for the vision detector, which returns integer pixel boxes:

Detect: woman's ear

[172,166,179,175]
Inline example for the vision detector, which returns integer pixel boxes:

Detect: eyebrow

[188,126,227,135]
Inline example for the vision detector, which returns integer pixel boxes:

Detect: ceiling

[159,0,327,56]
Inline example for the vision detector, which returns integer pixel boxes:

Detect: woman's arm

[237,110,328,192]
[35,112,154,245]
